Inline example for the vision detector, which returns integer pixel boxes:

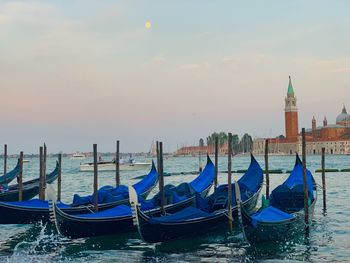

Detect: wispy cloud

[152,55,167,63]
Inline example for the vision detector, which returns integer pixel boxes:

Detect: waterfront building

[253,77,350,155]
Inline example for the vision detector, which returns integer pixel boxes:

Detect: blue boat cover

[137,182,191,211]
[55,157,215,220]
[263,154,315,215]
[72,161,158,206]
[237,154,264,194]
[196,154,263,212]
[0,160,20,185]
[251,206,295,227]
[189,156,215,193]
[133,160,158,195]
[137,157,214,211]
[77,204,132,219]
[282,155,314,199]
[149,206,211,224]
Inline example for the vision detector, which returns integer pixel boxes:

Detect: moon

[145,21,152,29]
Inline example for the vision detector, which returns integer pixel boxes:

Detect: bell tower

[284,76,299,141]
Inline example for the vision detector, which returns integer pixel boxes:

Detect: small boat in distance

[71,152,86,160]
[80,157,151,172]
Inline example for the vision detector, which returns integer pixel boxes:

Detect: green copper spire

[287,75,294,95]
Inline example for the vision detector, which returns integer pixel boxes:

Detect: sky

[1,0,350,154]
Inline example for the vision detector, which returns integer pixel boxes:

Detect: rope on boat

[234,180,250,247]
[86,205,95,214]
[48,200,55,223]
[48,199,61,235]
[130,205,138,226]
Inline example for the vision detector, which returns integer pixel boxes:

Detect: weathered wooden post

[93,144,98,212]
[159,142,165,213]
[18,151,23,201]
[116,140,120,187]
[57,153,62,202]
[301,128,309,231]
[321,147,326,214]
[198,139,203,173]
[43,143,47,200]
[214,137,219,189]
[265,139,270,199]
[156,141,160,174]
[3,144,7,180]
[227,133,233,232]
[39,146,44,200]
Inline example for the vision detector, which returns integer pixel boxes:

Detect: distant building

[253,77,350,155]
[175,144,229,156]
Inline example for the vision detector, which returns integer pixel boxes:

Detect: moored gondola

[0,161,59,202]
[131,154,264,243]
[0,161,159,224]
[53,156,215,238]
[240,154,317,243]
[0,159,20,185]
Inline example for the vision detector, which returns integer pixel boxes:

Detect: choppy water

[0,154,349,262]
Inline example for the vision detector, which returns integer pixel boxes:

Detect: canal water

[0,154,349,262]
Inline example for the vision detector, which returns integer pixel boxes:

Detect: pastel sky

[1,0,350,154]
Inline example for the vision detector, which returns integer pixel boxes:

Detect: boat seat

[270,184,306,212]
[175,183,195,197]
[210,195,227,210]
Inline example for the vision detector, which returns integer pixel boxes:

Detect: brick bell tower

[285,76,299,141]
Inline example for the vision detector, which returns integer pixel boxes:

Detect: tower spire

[284,76,298,141]
[342,104,347,114]
[287,75,294,96]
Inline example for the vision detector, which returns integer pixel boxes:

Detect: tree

[239,133,253,153]
[232,134,240,153]
[199,138,204,147]
[206,132,228,147]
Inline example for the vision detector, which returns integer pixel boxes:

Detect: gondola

[0,161,158,224]
[53,156,215,238]
[131,154,264,243]
[0,159,20,185]
[240,154,317,243]
[0,161,59,202]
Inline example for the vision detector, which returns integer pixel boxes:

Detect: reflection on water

[0,155,349,262]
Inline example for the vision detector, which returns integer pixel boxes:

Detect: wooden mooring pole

[93,144,98,212]
[116,140,120,187]
[43,143,47,200]
[3,144,7,180]
[198,139,203,172]
[301,128,309,233]
[265,139,270,199]
[156,141,160,174]
[214,137,219,189]
[321,147,327,214]
[57,153,62,202]
[18,151,23,201]
[227,133,233,232]
[39,146,44,200]
[159,142,165,213]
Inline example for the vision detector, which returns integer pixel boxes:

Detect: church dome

[336,106,350,124]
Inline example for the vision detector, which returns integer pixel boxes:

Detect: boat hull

[136,186,261,243]
[0,164,59,202]
[0,181,154,224]
[242,195,317,243]
[55,196,197,238]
